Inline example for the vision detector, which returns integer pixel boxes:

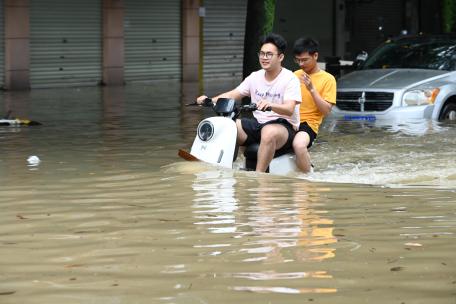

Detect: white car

[330,34,456,123]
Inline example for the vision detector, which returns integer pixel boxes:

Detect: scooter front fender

[190,117,237,168]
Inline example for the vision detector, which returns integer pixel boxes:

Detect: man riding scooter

[197,33,302,172]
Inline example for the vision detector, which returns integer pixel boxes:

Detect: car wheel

[439,102,456,121]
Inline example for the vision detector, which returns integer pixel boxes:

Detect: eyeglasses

[258,51,279,59]
[294,57,310,64]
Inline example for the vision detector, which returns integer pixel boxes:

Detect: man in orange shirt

[292,38,337,173]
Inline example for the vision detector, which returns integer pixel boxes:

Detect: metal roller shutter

[203,0,247,80]
[124,0,181,82]
[30,0,102,88]
[0,0,4,88]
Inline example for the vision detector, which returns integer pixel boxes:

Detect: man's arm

[309,89,333,115]
[298,72,335,115]
[197,89,244,104]
[256,74,301,115]
[256,99,297,116]
[213,89,244,101]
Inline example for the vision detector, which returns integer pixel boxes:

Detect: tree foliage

[442,0,456,32]
[263,0,276,35]
[243,0,276,79]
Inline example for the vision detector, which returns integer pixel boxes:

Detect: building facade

[0,0,445,90]
[1,0,247,90]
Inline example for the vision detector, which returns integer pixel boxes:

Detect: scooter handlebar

[186,100,271,112]
[185,97,214,107]
[240,104,272,112]
[202,98,214,107]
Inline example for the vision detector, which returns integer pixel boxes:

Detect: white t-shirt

[236,68,302,129]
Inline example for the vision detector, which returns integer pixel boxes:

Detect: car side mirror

[356,51,368,62]
[354,51,368,69]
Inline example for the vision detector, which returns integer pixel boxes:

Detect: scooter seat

[243,143,293,160]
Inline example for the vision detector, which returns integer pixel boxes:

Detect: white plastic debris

[27,155,41,166]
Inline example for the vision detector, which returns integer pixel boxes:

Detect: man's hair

[260,33,287,54]
[293,37,319,55]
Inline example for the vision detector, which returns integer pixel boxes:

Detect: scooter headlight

[197,121,214,141]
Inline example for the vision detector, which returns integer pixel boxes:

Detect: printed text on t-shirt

[255,89,281,101]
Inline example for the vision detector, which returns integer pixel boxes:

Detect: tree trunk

[242,0,268,79]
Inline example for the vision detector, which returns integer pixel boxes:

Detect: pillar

[103,0,124,86]
[182,0,201,82]
[4,0,30,90]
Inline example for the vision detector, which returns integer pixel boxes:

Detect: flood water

[1,82,455,304]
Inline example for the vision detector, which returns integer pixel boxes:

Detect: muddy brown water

[1,82,455,304]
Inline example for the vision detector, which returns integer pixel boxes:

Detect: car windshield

[361,37,456,71]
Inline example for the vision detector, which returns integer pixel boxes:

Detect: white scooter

[178,98,298,176]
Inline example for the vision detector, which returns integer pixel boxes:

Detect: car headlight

[403,88,440,106]
[197,120,214,141]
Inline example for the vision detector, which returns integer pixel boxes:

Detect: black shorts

[240,117,296,152]
[297,121,317,148]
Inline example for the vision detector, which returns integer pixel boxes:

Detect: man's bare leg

[293,131,312,173]
[256,124,288,172]
[235,119,248,145]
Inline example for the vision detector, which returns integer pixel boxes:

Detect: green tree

[242,0,276,79]
[442,0,456,32]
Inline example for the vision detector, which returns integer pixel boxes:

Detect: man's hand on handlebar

[255,100,272,111]
[196,95,213,105]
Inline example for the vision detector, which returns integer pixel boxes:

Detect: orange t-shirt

[294,69,337,134]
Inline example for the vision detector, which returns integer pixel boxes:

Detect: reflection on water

[0,83,456,304]
[191,168,337,261]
